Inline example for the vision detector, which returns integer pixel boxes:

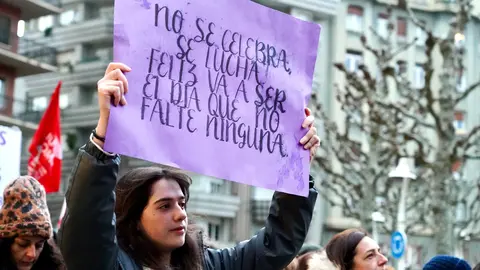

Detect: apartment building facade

[249,0,480,266]
[0,0,61,217]
[318,0,480,266]
[248,0,340,245]
[0,0,59,131]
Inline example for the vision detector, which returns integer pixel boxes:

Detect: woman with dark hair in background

[325,228,388,270]
[0,176,65,270]
[58,62,321,270]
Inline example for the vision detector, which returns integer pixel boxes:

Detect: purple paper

[107,0,320,197]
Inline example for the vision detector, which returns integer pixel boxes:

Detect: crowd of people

[282,229,480,270]
[0,62,478,270]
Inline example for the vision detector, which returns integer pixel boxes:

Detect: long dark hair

[325,228,368,270]
[115,166,203,269]
[0,237,65,270]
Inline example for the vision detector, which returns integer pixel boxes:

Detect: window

[0,78,5,109]
[32,96,47,111]
[414,64,425,89]
[209,179,225,194]
[59,94,69,109]
[345,51,363,73]
[455,32,465,49]
[30,94,68,111]
[397,17,407,37]
[452,159,463,180]
[377,13,389,38]
[456,68,466,92]
[344,141,362,162]
[452,160,462,172]
[346,5,363,33]
[207,222,221,241]
[456,200,466,222]
[79,85,97,106]
[38,15,54,32]
[61,134,68,153]
[376,66,384,82]
[349,109,361,123]
[17,20,25,38]
[210,182,222,194]
[375,196,386,208]
[84,4,101,20]
[56,50,74,65]
[59,10,76,26]
[396,60,407,75]
[351,142,361,159]
[0,15,11,45]
[415,21,426,46]
[405,245,423,269]
[453,111,466,135]
[81,45,99,62]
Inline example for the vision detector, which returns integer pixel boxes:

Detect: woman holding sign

[58,62,321,270]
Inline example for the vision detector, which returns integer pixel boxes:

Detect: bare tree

[312,0,480,254]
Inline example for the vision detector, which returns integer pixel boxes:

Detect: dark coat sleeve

[203,180,318,270]
[57,140,120,270]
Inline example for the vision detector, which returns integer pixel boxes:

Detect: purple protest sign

[106,0,320,196]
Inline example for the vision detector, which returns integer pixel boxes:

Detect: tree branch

[320,176,362,220]
[313,2,479,248]
[455,80,480,105]
[391,37,418,58]
[375,100,437,130]
[454,126,480,160]
[407,5,429,34]
[464,126,480,149]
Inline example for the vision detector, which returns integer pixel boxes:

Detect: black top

[58,140,318,270]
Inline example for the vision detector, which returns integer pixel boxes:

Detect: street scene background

[1,0,479,269]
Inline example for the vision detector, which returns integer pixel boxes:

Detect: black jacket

[58,140,318,270]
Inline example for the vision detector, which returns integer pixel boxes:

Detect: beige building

[0,0,62,218]
[0,0,59,137]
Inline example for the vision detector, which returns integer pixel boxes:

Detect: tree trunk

[432,151,455,254]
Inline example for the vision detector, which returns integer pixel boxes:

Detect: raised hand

[94,62,131,145]
[299,108,321,163]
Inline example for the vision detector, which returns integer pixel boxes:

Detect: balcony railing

[0,31,57,66]
[0,95,44,123]
[251,200,270,223]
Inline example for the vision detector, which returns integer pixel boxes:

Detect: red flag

[28,81,62,193]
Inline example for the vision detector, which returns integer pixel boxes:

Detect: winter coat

[58,140,318,270]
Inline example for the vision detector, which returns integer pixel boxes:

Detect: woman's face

[140,178,188,251]
[10,236,45,270]
[352,237,388,270]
